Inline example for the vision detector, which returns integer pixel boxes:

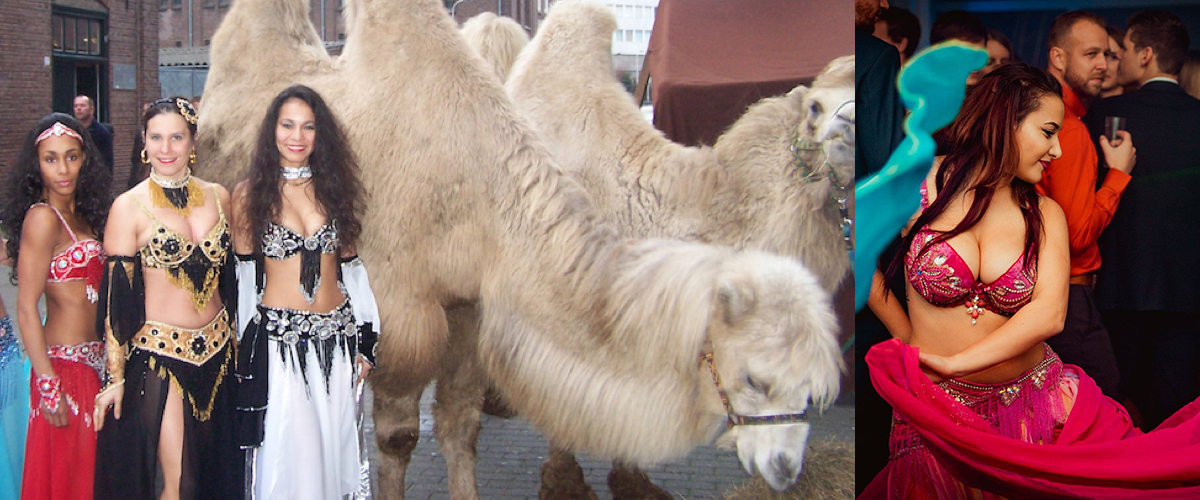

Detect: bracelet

[36,374,61,413]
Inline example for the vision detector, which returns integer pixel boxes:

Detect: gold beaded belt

[132,310,230,366]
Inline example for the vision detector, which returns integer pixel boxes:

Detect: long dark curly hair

[3,113,113,283]
[245,85,364,252]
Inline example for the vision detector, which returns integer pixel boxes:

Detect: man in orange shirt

[1038,11,1137,398]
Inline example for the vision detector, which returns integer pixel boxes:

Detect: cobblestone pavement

[364,386,855,500]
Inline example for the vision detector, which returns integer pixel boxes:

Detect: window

[63,16,76,51]
[172,0,182,9]
[635,30,644,43]
[160,0,169,10]
[624,30,632,42]
[89,20,100,54]
[52,16,62,50]
[52,14,104,55]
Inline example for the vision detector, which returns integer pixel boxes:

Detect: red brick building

[0,0,160,192]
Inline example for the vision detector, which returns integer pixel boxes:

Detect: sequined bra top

[905,181,1036,321]
[261,220,337,260]
[261,220,339,305]
[133,188,231,311]
[39,204,104,302]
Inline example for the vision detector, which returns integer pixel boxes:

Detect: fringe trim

[147,344,233,422]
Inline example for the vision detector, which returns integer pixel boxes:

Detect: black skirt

[94,333,243,499]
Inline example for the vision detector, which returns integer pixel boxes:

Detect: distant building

[608,0,656,82]
[0,0,160,191]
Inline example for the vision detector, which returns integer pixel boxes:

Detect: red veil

[863,339,1200,499]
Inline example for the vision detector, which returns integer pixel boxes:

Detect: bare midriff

[260,254,346,313]
[42,280,100,345]
[907,286,1046,384]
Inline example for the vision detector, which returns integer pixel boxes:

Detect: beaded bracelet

[36,374,61,413]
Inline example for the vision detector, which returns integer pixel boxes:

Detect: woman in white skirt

[232,85,378,500]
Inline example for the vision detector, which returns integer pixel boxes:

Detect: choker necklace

[281,166,313,180]
[149,168,205,218]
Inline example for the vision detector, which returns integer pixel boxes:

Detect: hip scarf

[46,341,105,380]
[130,309,233,421]
[891,345,1069,461]
[264,299,357,387]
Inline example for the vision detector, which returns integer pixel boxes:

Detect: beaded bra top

[261,220,338,305]
[133,186,231,312]
[39,204,104,302]
[904,181,1036,323]
[261,221,337,260]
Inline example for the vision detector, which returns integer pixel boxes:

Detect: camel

[492,3,854,497]
[197,0,843,498]
[460,12,529,82]
[506,1,854,294]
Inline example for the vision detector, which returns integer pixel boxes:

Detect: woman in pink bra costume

[856,64,1200,498]
[1,113,111,499]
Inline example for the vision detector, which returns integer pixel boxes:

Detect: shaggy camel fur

[497,3,855,497]
[198,0,842,497]
[507,1,855,294]
[460,12,529,82]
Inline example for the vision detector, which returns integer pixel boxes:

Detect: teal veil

[854,43,988,311]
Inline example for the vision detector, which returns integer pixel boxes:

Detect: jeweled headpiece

[175,98,198,125]
[35,122,83,145]
[153,97,199,125]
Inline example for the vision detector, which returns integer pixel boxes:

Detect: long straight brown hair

[884,63,1062,292]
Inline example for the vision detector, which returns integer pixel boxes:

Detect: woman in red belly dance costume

[862,63,1200,498]
[2,113,111,500]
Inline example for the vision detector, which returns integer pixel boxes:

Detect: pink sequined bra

[905,181,1036,323]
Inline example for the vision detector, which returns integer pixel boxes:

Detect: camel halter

[702,341,808,427]
[792,100,854,259]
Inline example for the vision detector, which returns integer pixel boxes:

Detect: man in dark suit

[1084,9,1200,429]
[74,95,114,173]
[855,0,904,180]
[855,0,905,493]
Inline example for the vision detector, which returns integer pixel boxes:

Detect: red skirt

[20,355,101,500]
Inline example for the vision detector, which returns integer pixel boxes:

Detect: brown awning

[645,0,852,146]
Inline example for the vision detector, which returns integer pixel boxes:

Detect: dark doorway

[52,61,103,121]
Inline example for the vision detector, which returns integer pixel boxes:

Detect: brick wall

[0,0,159,197]
[107,0,162,192]
[0,0,53,176]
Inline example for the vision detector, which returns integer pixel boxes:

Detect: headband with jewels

[175,98,198,125]
[35,122,83,146]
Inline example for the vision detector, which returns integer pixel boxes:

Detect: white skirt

[251,303,370,500]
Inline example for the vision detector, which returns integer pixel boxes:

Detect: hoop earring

[140,149,149,164]
[189,151,197,165]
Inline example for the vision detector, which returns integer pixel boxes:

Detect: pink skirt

[865,338,1200,499]
[887,345,1078,499]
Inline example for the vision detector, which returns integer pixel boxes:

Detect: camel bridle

[792,99,854,258]
[702,342,809,427]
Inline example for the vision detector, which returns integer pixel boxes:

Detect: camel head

[707,251,842,491]
[796,55,855,191]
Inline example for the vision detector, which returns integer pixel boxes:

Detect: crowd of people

[0,85,378,499]
[858,0,1200,497]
